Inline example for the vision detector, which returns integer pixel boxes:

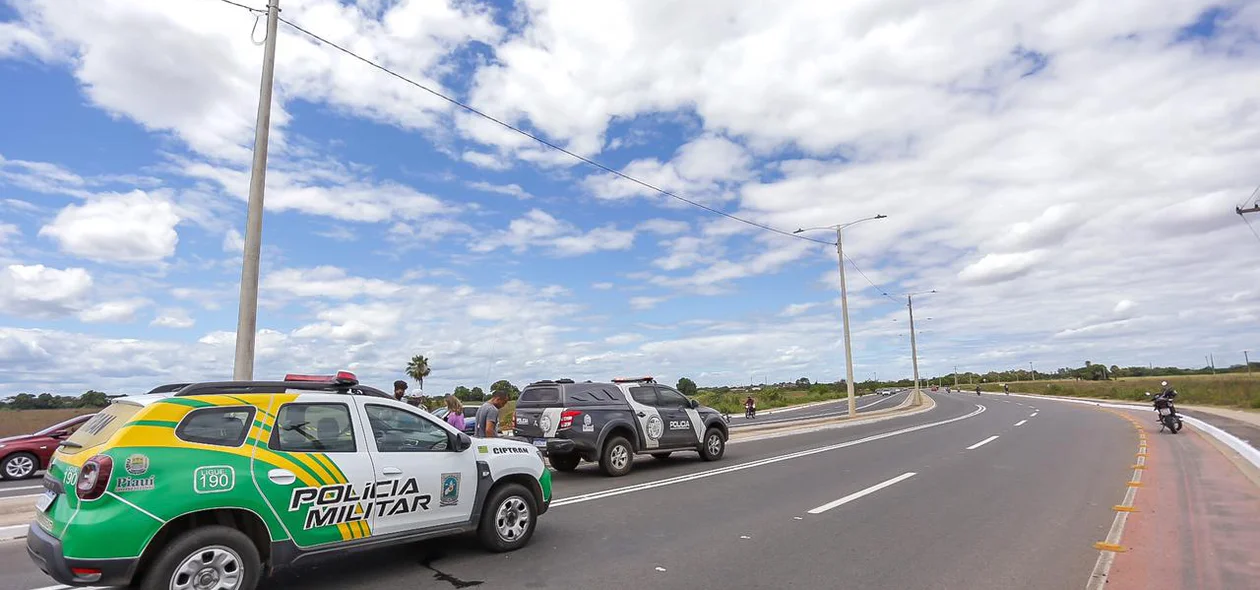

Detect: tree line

[1,391,111,410]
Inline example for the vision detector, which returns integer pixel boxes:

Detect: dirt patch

[0,409,97,438]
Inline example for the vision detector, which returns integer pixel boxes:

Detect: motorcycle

[745,407,756,419]
[1145,390,1183,434]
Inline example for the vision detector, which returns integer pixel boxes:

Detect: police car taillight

[558,410,582,430]
[76,455,112,500]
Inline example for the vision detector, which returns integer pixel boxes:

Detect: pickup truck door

[653,386,703,448]
[354,400,477,536]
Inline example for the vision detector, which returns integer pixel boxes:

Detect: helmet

[1160,381,1168,387]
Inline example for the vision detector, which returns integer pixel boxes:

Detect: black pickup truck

[511,377,728,476]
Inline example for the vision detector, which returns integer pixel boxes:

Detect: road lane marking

[1030,412,1038,417]
[965,435,1000,450]
[553,405,986,507]
[0,485,44,492]
[807,472,916,514]
[1014,420,1027,426]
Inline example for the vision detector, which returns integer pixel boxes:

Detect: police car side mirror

[688,399,699,409]
[454,432,473,452]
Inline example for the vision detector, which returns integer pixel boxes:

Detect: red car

[0,413,95,480]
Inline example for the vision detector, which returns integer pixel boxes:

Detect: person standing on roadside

[394,380,408,402]
[475,390,509,438]
[444,395,466,431]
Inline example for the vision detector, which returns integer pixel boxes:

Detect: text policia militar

[289,477,431,530]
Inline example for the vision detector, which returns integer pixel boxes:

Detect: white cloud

[474,209,637,257]
[78,299,149,324]
[39,190,179,263]
[591,282,614,290]
[605,333,644,345]
[467,181,532,199]
[151,308,195,329]
[584,134,752,203]
[782,302,820,317]
[262,266,405,300]
[462,151,512,170]
[0,264,93,318]
[222,228,244,254]
[629,296,666,310]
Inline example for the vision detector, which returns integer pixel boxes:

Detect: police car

[26,372,551,590]
[512,377,729,477]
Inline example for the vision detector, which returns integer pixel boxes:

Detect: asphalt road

[727,390,910,429]
[0,391,1147,590]
[0,479,44,500]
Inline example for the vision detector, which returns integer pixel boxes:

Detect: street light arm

[793,214,888,235]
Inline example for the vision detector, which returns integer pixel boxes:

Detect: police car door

[354,400,476,536]
[626,386,665,450]
[260,398,379,548]
[654,386,703,448]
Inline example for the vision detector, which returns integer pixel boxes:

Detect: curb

[0,523,28,541]
[729,392,934,445]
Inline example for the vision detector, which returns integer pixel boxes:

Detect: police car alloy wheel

[478,483,536,552]
[141,526,261,590]
[600,436,634,477]
[700,428,725,461]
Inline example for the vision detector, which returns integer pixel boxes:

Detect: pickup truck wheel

[477,483,536,552]
[699,428,725,462]
[550,453,580,472]
[1,452,38,480]
[139,525,260,590]
[599,436,633,477]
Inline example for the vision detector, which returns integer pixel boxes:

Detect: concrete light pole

[906,290,935,405]
[233,0,282,380]
[795,215,887,417]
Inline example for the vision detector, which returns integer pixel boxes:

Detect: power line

[211,0,833,246]
[843,254,900,303]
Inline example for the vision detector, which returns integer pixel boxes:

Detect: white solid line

[1030,412,1038,417]
[2,493,42,500]
[553,405,986,507]
[966,435,1000,450]
[808,472,916,514]
[1014,420,1027,426]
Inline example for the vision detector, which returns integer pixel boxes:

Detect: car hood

[0,433,44,445]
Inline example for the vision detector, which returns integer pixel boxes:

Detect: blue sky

[0,0,1258,396]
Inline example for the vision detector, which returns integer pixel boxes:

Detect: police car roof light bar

[283,371,359,386]
[172,379,390,399]
[611,376,655,383]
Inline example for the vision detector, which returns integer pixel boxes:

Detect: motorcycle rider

[745,396,756,419]
[975,385,981,396]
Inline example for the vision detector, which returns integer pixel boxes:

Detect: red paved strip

[1106,412,1260,590]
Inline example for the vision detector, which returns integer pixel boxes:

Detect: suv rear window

[519,387,560,404]
[176,407,255,447]
[59,402,142,456]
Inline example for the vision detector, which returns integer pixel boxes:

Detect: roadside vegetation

[977,374,1260,409]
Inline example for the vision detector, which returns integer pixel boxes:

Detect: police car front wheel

[478,483,537,552]
[139,525,261,590]
[700,428,725,461]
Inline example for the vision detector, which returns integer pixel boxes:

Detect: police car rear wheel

[599,436,633,477]
[478,483,535,552]
[141,525,260,590]
[550,453,580,472]
[700,429,725,461]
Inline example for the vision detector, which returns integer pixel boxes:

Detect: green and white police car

[26,372,551,590]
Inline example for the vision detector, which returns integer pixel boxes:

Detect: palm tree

[406,355,431,390]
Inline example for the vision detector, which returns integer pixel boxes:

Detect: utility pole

[233,0,282,381]
[908,293,927,405]
[953,365,958,389]
[1246,350,1252,377]
[1210,353,1216,374]
[1030,361,1034,381]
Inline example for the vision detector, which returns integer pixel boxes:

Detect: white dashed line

[1014,420,1027,426]
[807,472,917,514]
[966,435,1000,450]
[1030,412,1038,417]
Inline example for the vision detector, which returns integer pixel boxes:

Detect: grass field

[695,387,869,415]
[981,373,1260,409]
[0,408,98,438]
